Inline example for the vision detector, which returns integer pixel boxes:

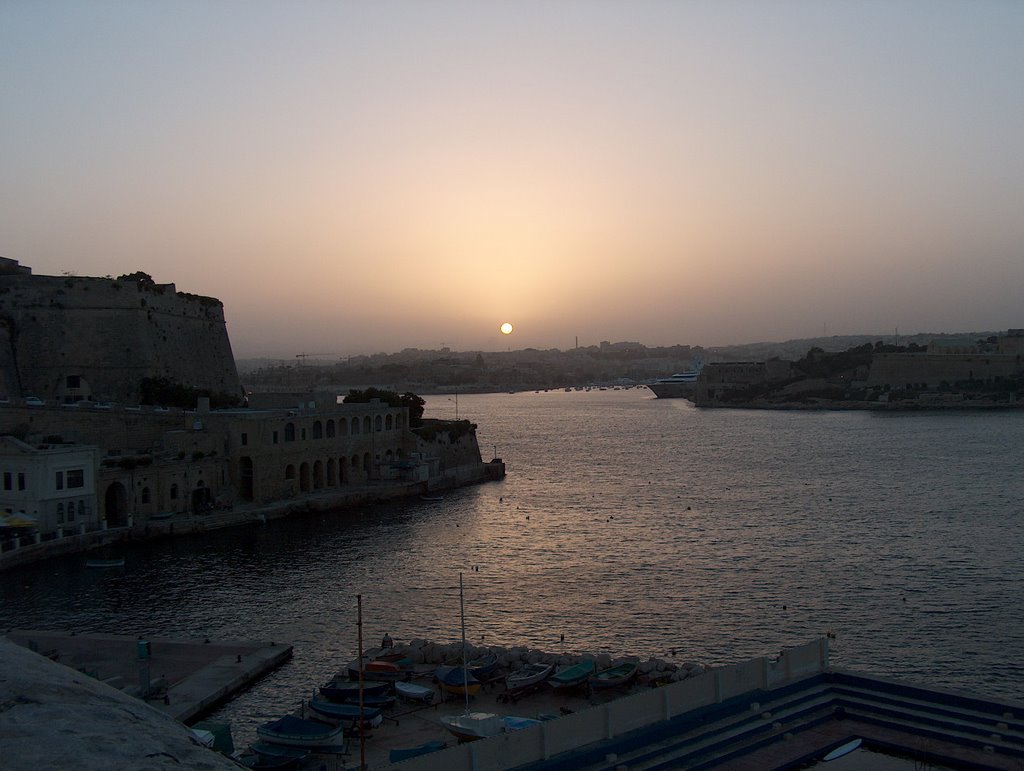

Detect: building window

[67,469,84,489]
[170,483,178,500]
[55,471,64,491]
[2,472,11,490]
[78,500,86,518]
[56,503,64,523]
[241,432,248,446]
[284,464,296,480]
[67,503,75,521]
[17,472,25,491]
[284,423,296,442]
[141,487,150,504]
[272,430,279,444]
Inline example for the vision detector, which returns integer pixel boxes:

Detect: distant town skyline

[3,2,1022,358]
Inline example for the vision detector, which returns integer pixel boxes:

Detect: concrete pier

[5,630,291,723]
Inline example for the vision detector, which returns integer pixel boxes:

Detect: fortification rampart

[0,269,240,404]
[866,352,1022,389]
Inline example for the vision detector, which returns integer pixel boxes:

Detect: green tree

[343,388,425,427]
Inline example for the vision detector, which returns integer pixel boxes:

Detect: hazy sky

[3,2,1022,358]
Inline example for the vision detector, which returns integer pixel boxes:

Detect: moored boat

[388,740,446,762]
[85,557,125,568]
[440,711,503,742]
[467,652,499,679]
[503,715,543,731]
[505,662,553,692]
[549,660,596,689]
[347,654,412,680]
[243,743,311,770]
[395,680,435,704]
[590,662,638,689]
[318,679,391,701]
[341,691,395,709]
[435,665,481,697]
[256,715,346,748]
[306,699,383,727]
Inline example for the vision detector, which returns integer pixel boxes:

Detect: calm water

[3,389,1023,744]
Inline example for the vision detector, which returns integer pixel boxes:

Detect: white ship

[647,360,703,399]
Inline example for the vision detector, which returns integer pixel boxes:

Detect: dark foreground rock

[0,638,236,770]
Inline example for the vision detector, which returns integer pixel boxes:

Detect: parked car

[90,402,113,410]
[23,396,44,407]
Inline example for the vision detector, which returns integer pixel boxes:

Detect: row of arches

[236,448,404,501]
[284,413,404,443]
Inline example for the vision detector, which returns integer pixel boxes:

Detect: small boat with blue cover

[306,698,384,727]
[436,665,481,697]
[256,715,345,748]
[318,679,390,701]
[388,740,447,762]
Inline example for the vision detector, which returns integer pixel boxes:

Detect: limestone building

[0,258,241,405]
[0,261,490,542]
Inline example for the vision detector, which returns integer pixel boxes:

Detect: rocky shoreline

[376,638,707,684]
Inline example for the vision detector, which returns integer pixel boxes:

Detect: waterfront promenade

[0,459,501,570]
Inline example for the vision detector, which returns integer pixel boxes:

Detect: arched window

[56,502,64,523]
[141,487,150,504]
[339,419,348,436]
[385,414,393,430]
[326,420,336,438]
[352,418,360,435]
[284,422,296,442]
[363,452,371,472]
[285,464,296,480]
[78,500,86,517]
[170,483,178,500]
[363,416,371,433]
[313,421,323,439]
[374,415,382,432]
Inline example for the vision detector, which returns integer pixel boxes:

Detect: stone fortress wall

[0,258,240,404]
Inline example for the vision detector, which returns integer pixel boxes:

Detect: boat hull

[395,681,435,704]
[505,663,553,692]
[436,666,481,697]
[440,712,503,742]
[256,716,345,748]
[549,660,596,689]
[590,663,638,689]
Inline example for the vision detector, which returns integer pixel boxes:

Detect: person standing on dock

[381,632,393,649]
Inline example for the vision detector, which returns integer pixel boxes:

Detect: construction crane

[295,352,334,365]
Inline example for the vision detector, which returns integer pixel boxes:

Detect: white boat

[505,662,553,692]
[440,573,503,743]
[396,681,435,704]
[647,360,703,399]
[440,711,504,742]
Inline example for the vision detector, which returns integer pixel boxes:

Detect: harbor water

[2,388,1022,746]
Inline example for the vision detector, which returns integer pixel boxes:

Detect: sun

[500,322,514,335]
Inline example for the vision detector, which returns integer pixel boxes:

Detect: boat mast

[357,594,365,770]
[460,571,469,713]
